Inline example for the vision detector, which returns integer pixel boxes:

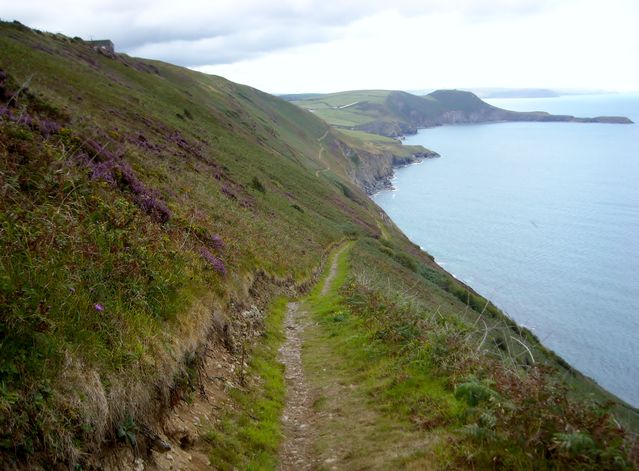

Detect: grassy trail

[279,243,439,470]
[278,244,349,470]
[315,129,330,178]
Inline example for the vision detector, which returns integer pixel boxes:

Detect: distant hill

[293,89,632,137]
[278,92,325,101]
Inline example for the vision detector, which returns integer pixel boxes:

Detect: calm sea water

[374,94,639,406]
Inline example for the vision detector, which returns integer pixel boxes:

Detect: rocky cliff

[330,135,439,194]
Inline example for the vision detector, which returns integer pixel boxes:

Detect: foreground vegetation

[204,297,287,470]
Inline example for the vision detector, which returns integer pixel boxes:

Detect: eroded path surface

[277,301,316,470]
[278,246,346,470]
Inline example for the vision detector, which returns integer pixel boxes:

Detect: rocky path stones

[277,301,316,470]
[277,245,345,470]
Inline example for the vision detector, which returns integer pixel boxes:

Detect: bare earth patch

[277,302,318,470]
[277,245,346,470]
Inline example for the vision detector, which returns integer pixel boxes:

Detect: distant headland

[288,89,633,138]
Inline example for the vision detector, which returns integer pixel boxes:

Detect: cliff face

[331,136,439,194]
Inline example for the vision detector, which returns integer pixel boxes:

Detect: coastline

[363,149,439,195]
[370,123,639,417]
[385,205,639,420]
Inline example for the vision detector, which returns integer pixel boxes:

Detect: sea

[373,93,639,407]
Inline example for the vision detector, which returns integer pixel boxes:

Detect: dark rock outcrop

[331,137,439,194]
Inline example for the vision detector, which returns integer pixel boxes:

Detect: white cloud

[1,0,549,59]
[2,0,638,92]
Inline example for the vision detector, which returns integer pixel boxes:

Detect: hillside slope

[293,89,633,137]
[0,20,395,465]
[1,21,637,469]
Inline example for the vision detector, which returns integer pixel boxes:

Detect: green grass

[293,90,391,109]
[336,128,428,159]
[314,108,379,127]
[291,90,414,131]
[204,297,287,471]
[339,129,400,143]
[294,90,398,130]
[300,241,637,469]
[203,243,352,470]
[340,242,635,469]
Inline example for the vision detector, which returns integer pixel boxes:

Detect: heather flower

[90,159,117,184]
[208,233,225,250]
[199,247,226,276]
[134,192,171,223]
[128,133,158,151]
[94,303,105,312]
[221,185,237,200]
[16,113,34,127]
[37,118,61,137]
[80,139,171,222]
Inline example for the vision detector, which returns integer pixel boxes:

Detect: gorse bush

[251,176,266,193]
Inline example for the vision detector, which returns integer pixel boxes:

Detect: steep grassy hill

[1,21,637,469]
[293,89,633,137]
[0,20,394,464]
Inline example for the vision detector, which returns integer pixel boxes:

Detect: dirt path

[278,246,345,470]
[320,245,344,297]
[278,243,438,470]
[315,129,330,178]
[277,301,316,470]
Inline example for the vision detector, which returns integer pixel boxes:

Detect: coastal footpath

[0,21,637,470]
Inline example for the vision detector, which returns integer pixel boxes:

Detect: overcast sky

[2,0,638,94]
